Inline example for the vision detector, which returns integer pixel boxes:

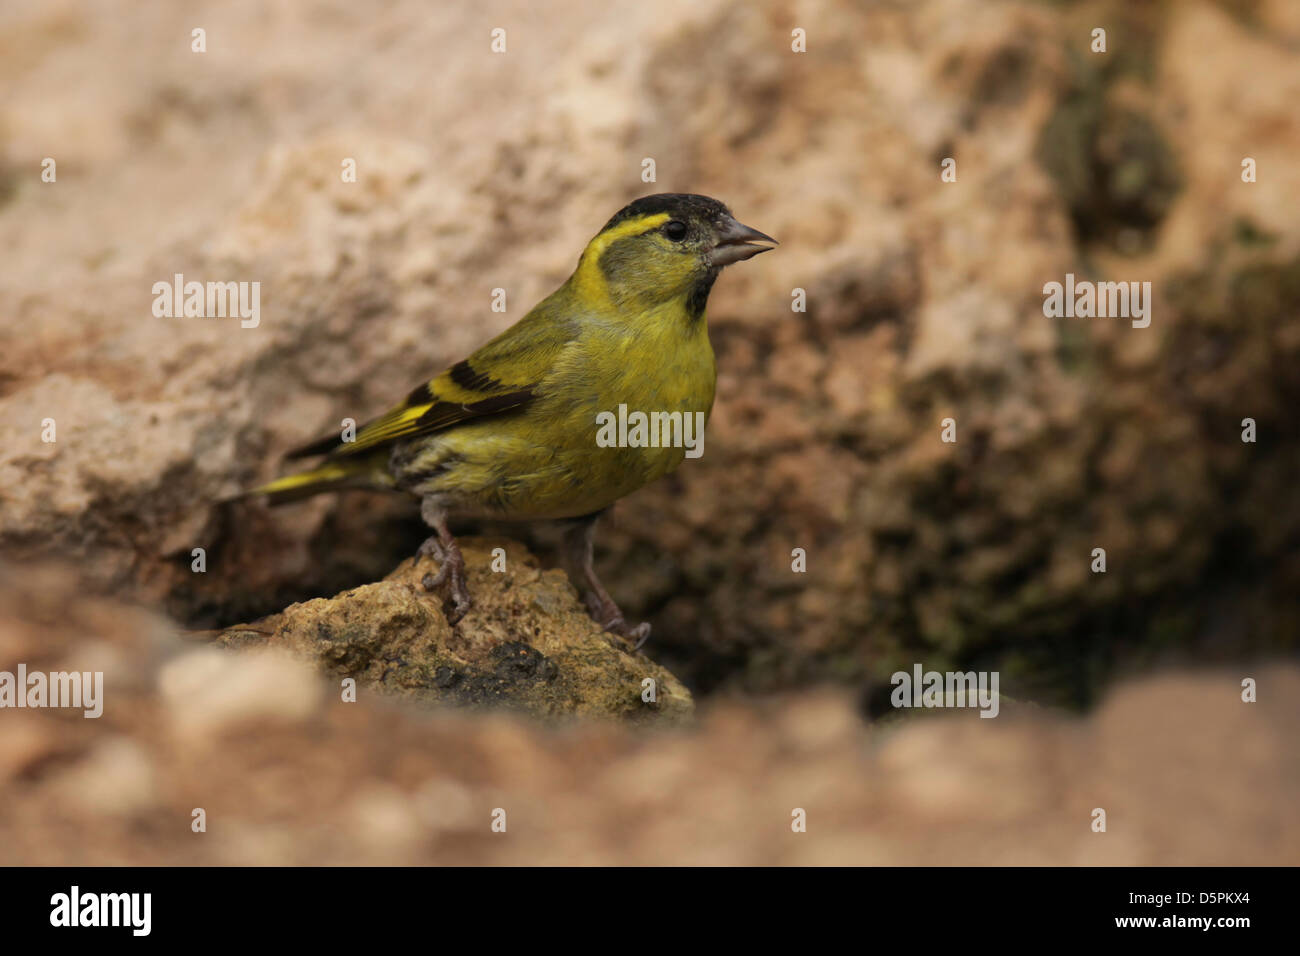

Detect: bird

[249,193,776,647]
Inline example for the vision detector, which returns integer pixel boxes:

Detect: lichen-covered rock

[212,537,693,723]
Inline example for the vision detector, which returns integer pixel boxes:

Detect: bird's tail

[244,455,393,506]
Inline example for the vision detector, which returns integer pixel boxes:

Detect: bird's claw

[621,621,652,651]
[585,592,650,651]
[419,537,470,624]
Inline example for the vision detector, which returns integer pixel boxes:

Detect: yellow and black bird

[251,193,776,646]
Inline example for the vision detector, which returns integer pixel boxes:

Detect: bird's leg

[562,511,651,650]
[418,498,471,624]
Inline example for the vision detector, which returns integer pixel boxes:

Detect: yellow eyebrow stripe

[583,212,671,260]
[574,212,671,300]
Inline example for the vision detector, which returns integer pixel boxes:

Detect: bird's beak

[711,216,778,267]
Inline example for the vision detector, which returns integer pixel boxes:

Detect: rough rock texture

[2,564,1296,865]
[210,537,692,723]
[0,0,1296,711]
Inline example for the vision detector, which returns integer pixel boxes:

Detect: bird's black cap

[600,193,731,232]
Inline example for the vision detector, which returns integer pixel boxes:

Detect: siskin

[250,193,776,646]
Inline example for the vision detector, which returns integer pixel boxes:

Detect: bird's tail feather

[245,457,392,506]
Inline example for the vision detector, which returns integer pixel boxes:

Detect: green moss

[1035,5,1182,252]
[1038,99,1182,250]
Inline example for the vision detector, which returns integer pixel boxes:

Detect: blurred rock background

[0,0,1297,863]
[3,566,1297,865]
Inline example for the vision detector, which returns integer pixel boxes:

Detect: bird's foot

[584,592,651,651]
[418,535,471,624]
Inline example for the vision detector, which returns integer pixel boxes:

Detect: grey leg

[561,512,651,650]
[418,497,471,624]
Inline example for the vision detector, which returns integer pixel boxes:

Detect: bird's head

[573,193,776,318]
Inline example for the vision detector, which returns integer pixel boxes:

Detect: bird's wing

[285,309,577,460]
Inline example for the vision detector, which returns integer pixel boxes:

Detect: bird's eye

[664,220,688,241]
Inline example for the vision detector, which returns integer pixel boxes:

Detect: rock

[3,562,1297,865]
[159,647,324,739]
[211,537,693,723]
